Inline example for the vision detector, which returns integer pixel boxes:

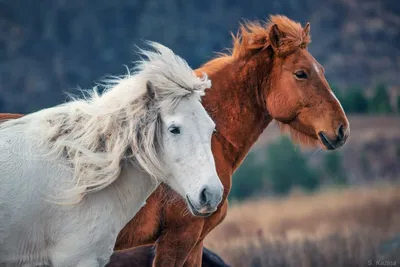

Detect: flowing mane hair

[232,14,311,58]
[199,15,315,147]
[3,41,211,203]
[200,15,311,72]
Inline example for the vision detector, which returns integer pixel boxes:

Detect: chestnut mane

[232,15,311,58]
[199,15,317,148]
[200,15,311,72]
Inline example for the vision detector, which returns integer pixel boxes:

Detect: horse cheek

[267,91,299,121]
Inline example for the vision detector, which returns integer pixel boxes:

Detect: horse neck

[197,50,273,172]
[100,162,160,230]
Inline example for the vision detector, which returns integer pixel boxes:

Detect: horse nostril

[200,186,210,205]
[337,124,345,140]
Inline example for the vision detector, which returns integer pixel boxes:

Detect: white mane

[3,41,211,203]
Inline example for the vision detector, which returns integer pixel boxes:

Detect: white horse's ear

[146,81,157,100]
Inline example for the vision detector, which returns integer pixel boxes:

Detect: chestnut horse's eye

[294,70,308,80]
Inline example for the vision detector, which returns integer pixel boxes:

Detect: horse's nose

[336,124,349,142]
[200,185,213,205]
[200,185,223,209]
[318,123,350,150]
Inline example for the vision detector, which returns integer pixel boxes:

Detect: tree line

[333,83,398,114]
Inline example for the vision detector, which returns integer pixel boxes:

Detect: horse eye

[294,70,308,80]
[169,126,181,135]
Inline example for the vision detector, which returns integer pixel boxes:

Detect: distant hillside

[0,0,399,112]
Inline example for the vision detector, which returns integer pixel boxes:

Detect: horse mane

[3,41,211,203]
[232,15,311,58]
[200,15,311,72]
[200,14,311,72]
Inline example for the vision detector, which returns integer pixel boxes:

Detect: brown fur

[0,15,349,267]
[231,15,311,58]
[0,113,24,121]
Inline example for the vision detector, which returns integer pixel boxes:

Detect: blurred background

[1,0,400,266]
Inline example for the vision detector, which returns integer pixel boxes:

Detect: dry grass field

[204,185,400,267]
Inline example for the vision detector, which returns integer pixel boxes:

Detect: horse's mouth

[318,132,345,150]
[185,195,213,218]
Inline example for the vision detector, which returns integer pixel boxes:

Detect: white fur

[313,62,320,75]
[0,41,223,266]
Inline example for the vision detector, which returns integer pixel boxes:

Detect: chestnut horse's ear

[268,24,284,49]
[303,22,310,37]
[146,80,157,101]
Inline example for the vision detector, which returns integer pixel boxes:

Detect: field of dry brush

[205,185,400,267]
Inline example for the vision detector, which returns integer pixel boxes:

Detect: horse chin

[185,195,213,218]
[276,121,320,149]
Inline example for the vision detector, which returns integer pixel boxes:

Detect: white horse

[0,42,223,267]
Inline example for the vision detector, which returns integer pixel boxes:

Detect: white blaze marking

[330,90,345,113]
[313,62,320,75]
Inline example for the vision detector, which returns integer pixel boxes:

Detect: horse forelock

[230,15,311,58]
[22,41,211,203]
[134,41,211,100]
[198,15,311,75]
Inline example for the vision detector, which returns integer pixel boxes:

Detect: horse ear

[268,24,284,49]
[146,81,157,100]
[303,22,310,37]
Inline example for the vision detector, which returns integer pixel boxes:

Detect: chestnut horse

[0,15,349,267]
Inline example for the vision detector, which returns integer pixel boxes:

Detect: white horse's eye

[169,126,181,135]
